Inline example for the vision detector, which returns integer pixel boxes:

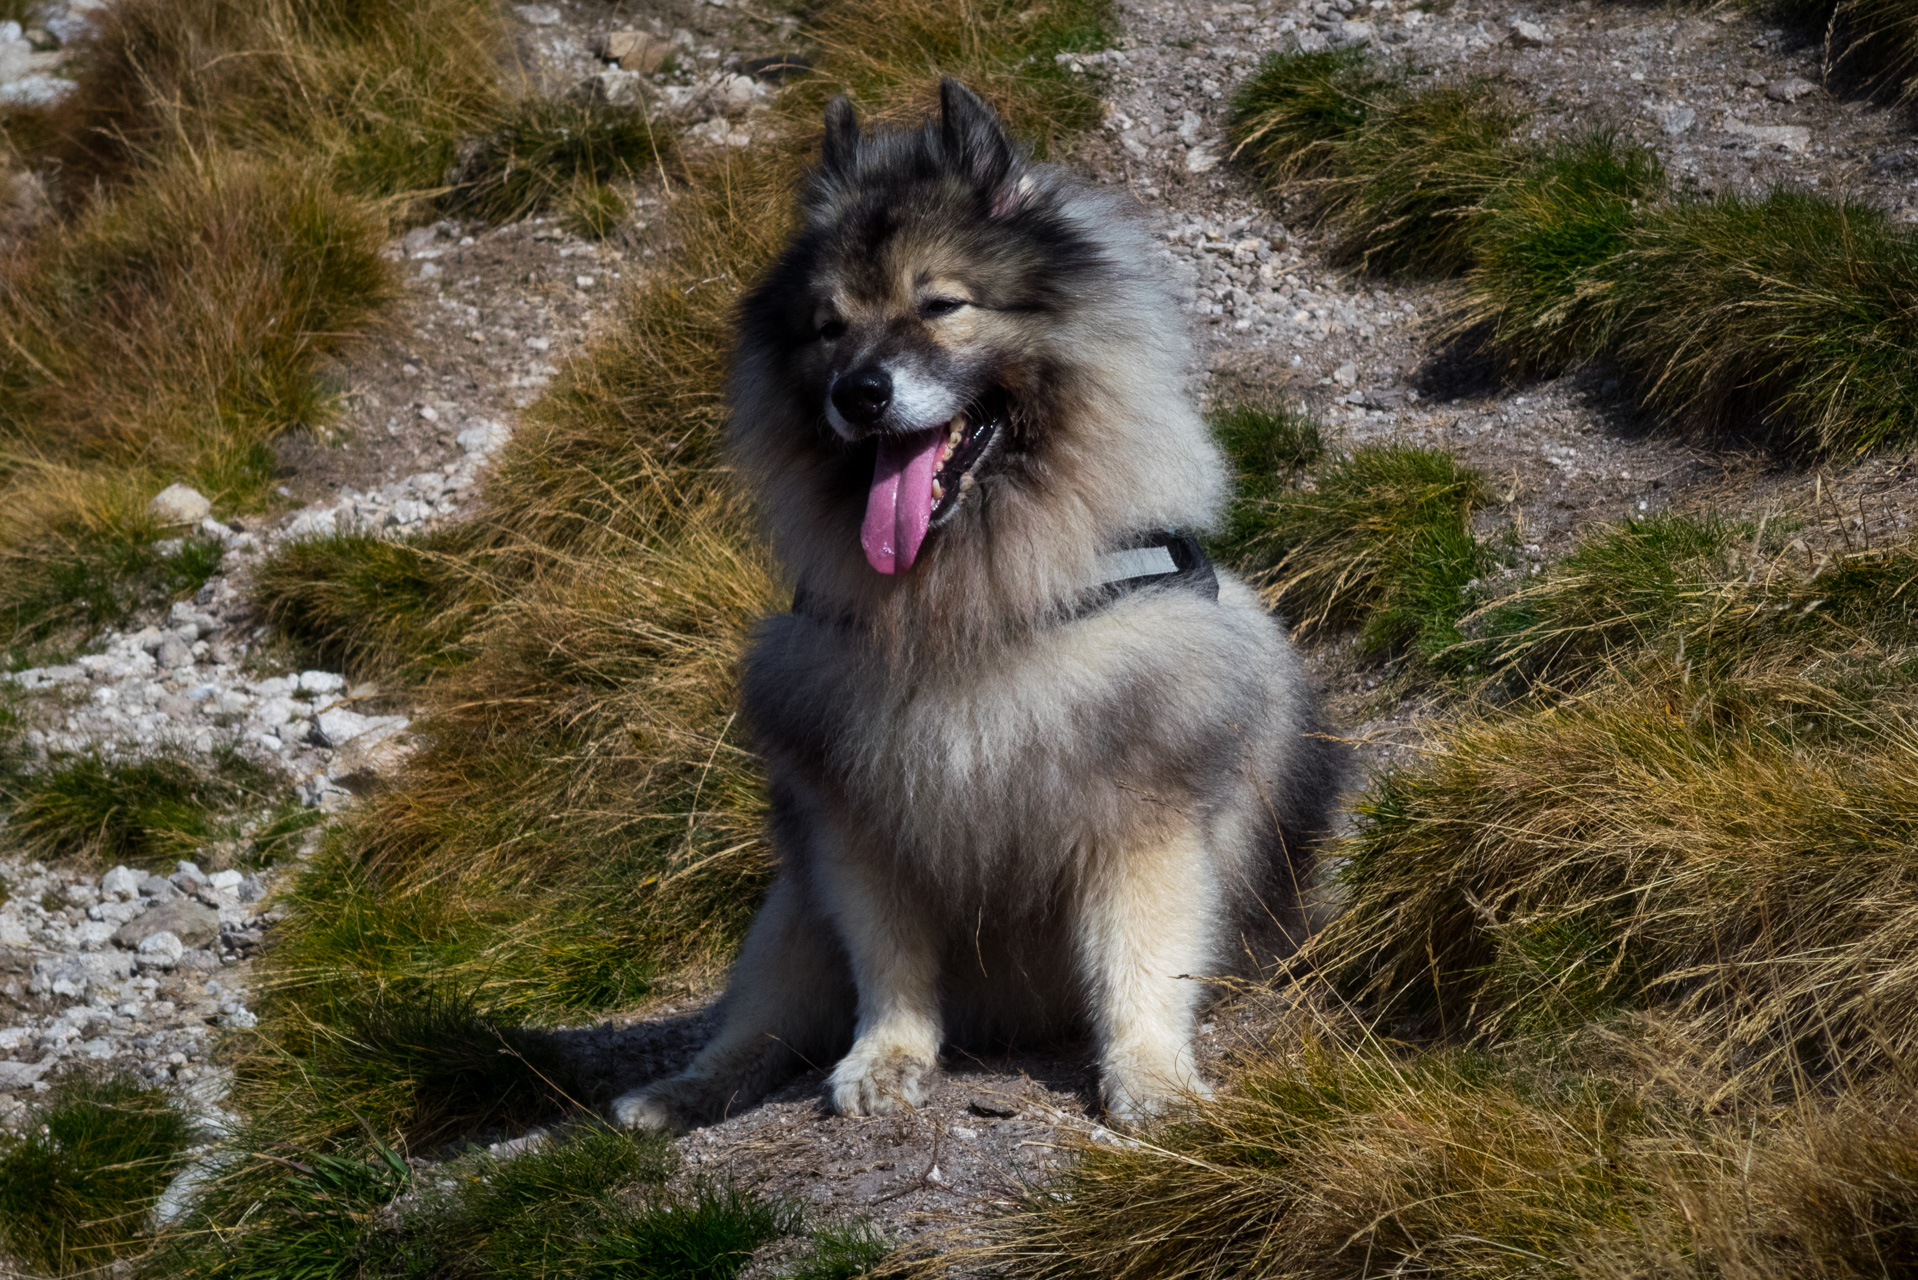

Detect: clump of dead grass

[1329,663,1918,1084]
[960,1006,1918,1280]
[0,149,392,510]
[41,0,505,199]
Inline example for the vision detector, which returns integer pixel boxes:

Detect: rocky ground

[3,0,1916,1258]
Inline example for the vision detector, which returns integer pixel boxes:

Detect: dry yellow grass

[956,1004,1918,1280]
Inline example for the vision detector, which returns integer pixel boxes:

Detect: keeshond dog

[614,80,1343,1131]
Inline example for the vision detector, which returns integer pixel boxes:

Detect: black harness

[1073,527,1219,618]
[791,528,1218,626]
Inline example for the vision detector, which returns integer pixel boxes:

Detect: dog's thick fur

[614,82,1344,1130]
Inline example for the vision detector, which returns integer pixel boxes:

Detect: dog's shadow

[524,1007,1102,1130]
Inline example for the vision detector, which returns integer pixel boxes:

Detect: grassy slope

[0,0,665,661]
[1226,44,1918,455]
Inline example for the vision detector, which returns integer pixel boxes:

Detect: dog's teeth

[959,473,974,492]
[931,480,945,502]
[940,443,954,462]
[948,427,963,446]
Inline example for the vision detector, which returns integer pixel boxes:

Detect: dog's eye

[919,297,966,320]
[818,319,847,342]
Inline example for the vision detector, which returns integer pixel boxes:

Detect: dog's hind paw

[828,1045,933,1117]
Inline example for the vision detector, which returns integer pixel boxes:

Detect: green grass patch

[251,530,485,681]
[164,1120,884,1278]
[1327,662,1918,1084]
[1227,50,1524,275]
[1465,131,1664,375]
[1319,80,1524,277]
[1237,442,1494,661]
[0,1073,194,1276]
[1226,45,1399,182]
[5,745,290,868]
[1,517,223,660]
[1609,190,1918,454]
[1208,401,1324,561]
[253,983,586,1152]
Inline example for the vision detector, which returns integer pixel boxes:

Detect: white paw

[828,1043,933,1116]
[610,1085,679,1132]
[1100,1057,1211,1127]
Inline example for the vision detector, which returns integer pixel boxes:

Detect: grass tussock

[4,744,294,868]
[0,490,224,658]
[1227,46,1400,182]
[1234,441,1493,661]
[1330,666,1918,1081]
[0,1073,193,1276]
[1465,132,1663,375]
[442,94,665,227]
[1609,191,1918,454]
[1228,52,1523,275]
[42,0,505,199]
[251,529,485,681]
[1318,81,1525,277]
[967,1008,1918,1280]
[1465,511,1918,689]
[0,150,392,504]
[1776,0,1918,104]
[1231,46,1918,453]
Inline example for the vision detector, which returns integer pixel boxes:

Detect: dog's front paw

[610,1078,700,1133]
[828,1042,934,1116]
[1099,1056,1212,1128]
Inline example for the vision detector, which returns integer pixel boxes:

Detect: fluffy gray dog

[614,80,1343,1131]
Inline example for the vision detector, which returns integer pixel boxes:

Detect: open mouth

[859,396,1004,575]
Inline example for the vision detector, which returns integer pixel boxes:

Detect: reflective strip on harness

[1094,544,1179,585]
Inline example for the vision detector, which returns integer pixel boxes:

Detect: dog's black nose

[831,367,892,426]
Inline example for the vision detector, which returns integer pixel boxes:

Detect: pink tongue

[860,428,944,575]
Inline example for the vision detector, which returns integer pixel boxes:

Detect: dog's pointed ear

[821,95,860,176]
[939,79,1025,214]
